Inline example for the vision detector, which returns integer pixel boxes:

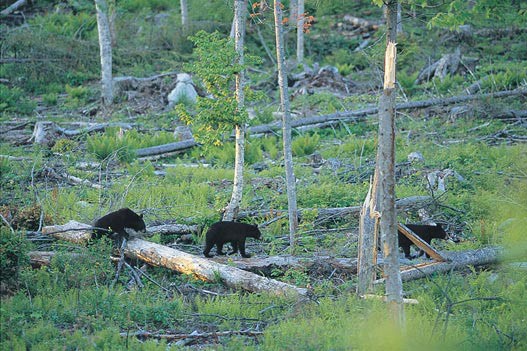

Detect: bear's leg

[239,238,251,258]
[203,241,214,257]
[216,242,226,255]
[228,241,238,255]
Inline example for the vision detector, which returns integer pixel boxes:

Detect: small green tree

[177,30,261,146]
[177,30,262,219]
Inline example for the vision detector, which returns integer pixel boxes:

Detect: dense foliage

[0,0,526,349]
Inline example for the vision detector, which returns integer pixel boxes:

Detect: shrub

[0,228,31,293]
[292,133,320,157]
[0,85,36,115]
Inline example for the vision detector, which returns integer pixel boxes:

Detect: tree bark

[377,0,404,325]
[180,0,189,31]
[95,0,114,107]
[296,0,304,64]
[125,238,307,297]
[356,179,379,296]
[274,0,299,251]
[224,0,247,221]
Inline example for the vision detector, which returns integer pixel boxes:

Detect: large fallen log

[124,239,307,297]
[135,139,197,157]
[248,88,526,136]
[211,255,358,276]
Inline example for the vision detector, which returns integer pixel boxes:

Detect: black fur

[92,208,146,244]
[398,224,447,259]
[203,221,262,258]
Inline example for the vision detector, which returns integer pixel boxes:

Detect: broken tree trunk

[125,238,307,297]
[41,220,92,244]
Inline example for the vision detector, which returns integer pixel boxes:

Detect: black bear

[398,223,448,259]
[92,208,146,245]
[203,221,262,258]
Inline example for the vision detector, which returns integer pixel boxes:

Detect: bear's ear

[140,213,144,219]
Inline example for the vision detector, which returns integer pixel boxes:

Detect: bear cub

[203,221,262,258]
[93,208,146,245]
[398,223,447,259]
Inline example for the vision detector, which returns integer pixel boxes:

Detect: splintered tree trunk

[274,0,299,251]
[180,0,189,31]
[378,0,404,325]
[296,0,304,64]
[223,0,247,221]
[94,0,113,107]
[356,179,379,296]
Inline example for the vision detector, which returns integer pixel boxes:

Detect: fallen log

[125,239,307,297]
[135,139,197,157]
[375,247,504,284]
[41,220,92,244]
[211,255,358,276]
[1,0,27,16]
[237,195,431,223]
[248,88,527,136]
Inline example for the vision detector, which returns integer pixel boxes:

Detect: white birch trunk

[223,0,247,221]
[180,0,189,31]
[274,0,299,250]
[296,0,304,64]
[95,0,113,107]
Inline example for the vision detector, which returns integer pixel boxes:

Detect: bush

[292,133,320,157]
[0,228,31,293]
[0,85,36,115]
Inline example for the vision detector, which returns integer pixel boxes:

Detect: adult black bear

[203,221,262,258]
[92,208,146,245]
[398,223,447,259]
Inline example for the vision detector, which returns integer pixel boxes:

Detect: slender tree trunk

[378,0,404,326]
[296,0,304,64]
[180,0,189,31]
[224,0,247,221]
[274,0,299,251]
[96,0,113,107]
[95,0,113,107]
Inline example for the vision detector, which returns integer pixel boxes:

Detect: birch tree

[273,0,299,250]
[180,0,189,31]
[94,0,113,107]
[223,0,248,221]
[296,0,304,64]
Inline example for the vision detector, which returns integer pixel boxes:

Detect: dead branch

[125,239,307,297]
[248,88,527,136]
[237,196,431,223]
[1,0,27,16]
[148,223,200,235]
[120,329,263,342]
[135,139,197,157]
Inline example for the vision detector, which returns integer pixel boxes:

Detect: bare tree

[296,0,304,64]
[180,0,189,31]
[223,0,247,221]
[273,0,299,250]
[94,0,113,107]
